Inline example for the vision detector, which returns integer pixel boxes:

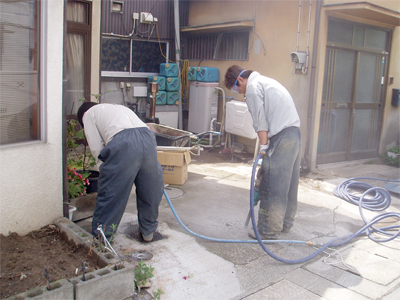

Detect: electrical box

[392,88,400,106]
[291,51,307,73]
[133,86,147,97]
[110,0,123,13]
[140,12,157,23]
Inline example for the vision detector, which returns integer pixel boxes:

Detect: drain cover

[163,186,185,199]
[130,251,153,261]
[124,223,167,243]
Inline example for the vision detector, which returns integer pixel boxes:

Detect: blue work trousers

[91,127,164,238]
[258,127,301,235]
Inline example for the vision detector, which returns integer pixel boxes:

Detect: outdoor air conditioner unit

[140,12,158,23]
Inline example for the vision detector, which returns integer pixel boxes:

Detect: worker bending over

[225,65,301,239]
[77,102,164,242]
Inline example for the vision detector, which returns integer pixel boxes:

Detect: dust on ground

[0,225,100,299]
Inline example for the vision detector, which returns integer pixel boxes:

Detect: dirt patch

[0,225,100,299]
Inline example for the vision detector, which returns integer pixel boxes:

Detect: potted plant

[67,118,99,198]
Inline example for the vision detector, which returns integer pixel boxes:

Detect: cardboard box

[157,151,191,185]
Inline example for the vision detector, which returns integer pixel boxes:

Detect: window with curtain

[66,0,90,115]
[0,0,41,146]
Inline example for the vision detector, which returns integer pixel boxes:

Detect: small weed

[153,288,164,300]
[381,146,400,168]
[108,223,118,243]
[134,260,154,293]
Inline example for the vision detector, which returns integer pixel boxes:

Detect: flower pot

[77,170,100,194]
[86,170,100,194]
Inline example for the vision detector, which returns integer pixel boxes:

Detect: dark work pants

[91,127,164,238]
[258,127,301,235]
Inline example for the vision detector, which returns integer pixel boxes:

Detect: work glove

[259,144,269,155]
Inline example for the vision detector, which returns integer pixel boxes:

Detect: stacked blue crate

[160,63,179,77]
[147,75,166,91]
[160,63,180,105]
[148,90,167,105]
[188,67,197,81]
[166,77,180,92]
[196,67,219,82]
[147,76,166,105]
[166,92,179,105]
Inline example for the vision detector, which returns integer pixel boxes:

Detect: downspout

[303,0,322,171]
[62,0,69,218]
[174,0,183,129]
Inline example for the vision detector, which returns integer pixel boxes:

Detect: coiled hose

[164,153,400,263]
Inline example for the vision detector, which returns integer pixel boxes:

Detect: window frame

[0,0,46,148]
[182,31,250,61]
[101,37,170,78]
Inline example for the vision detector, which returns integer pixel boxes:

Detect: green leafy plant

[153,288,164,300]
[108,223,118,243]
[67,119,96,198]
[67,166,90,199]
[67,119,96,171]
[134,260,154,293]
[381,146,400,168]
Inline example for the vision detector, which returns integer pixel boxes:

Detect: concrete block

[9,278,73,300]
[54,217,121,266]
[70,262,135,300]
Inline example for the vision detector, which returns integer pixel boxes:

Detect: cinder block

[70,262,135,300]
[9,278,73,300]
[54,217,120,266]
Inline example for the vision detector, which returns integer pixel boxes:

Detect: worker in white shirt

[224,65,301,240]
[77,102,164,242]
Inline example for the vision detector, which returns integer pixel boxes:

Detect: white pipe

[302,0,312,75]
[214,87,226,134]
[296,0,302,52]
[209,118,217,146]
[174,0,183,129]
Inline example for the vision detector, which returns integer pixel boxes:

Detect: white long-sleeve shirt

[82,104,147,168]
[245,72,300,138]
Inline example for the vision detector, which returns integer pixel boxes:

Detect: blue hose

[164,153,400,264]
[164,189,308,245]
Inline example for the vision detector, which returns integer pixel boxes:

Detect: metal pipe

[302,0,312,74]
[296,0,302,52]
[303,0,322,170]
[214,86,226,134]
[174,0,183,129]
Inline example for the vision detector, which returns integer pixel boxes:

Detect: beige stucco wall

[0,0,64,235]
[381,25,400,150]
[187,0,317,163]
[186,0,399,169]
[322,0,400,152]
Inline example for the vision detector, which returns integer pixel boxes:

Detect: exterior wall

[187,0,317,164]
[0,0,64,235]
[186,0,399,169]
[91,0,102,99]
[310,1,400,168]
[381,25,400,150]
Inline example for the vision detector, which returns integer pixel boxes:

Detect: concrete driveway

[114,150,400,300]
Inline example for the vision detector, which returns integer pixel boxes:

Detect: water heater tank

[188,82,219,133]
